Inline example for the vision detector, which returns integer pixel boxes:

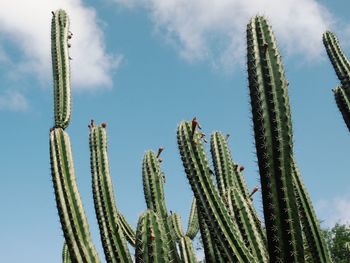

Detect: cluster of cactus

[323,31,350,132]
[49,9,334,263]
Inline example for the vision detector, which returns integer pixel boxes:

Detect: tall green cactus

[50,127,100,263]
[247,16,305,263]
[51,9,72,129]
[89,123,133,263]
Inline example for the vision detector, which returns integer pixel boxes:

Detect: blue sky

[0,0,349,262]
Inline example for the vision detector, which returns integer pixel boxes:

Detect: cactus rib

[185,197,200,239]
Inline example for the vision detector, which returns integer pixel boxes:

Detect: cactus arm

[185,197,200,239]
[62,242,72,263]
[292,159,333,263]
[89,124,132,263]
[177,121,257,262]
[50,128,100,263]
[334,86,350,131]
[135,210,170,263]
[51,10,71,129]
[142,150,181,262]
[117,212,136,247]
[170,212,185,240]
[178,236,198,263]
[228,187,268,262]
[322,31,350,89]
[142,151,168,218]
[247,16,304,263]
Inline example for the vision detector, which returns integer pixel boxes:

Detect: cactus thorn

[158,158,163,163]
[263,43,268,55]
[51,11,55,16]
[225,134,230,141]
[101,122,107,128]
[90,119,95,127]
[68,43,71,48]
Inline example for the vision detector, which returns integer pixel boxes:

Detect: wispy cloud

[114,0,334,70]
[0,0,118,90]
[316,193,350,227]
[0,90,28,111]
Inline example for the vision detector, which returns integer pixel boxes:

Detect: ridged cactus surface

[89,123,132,263]
[51,9,71,129]
[247,16,304,263]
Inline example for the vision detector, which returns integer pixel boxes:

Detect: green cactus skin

[62,242,72,263]
[50,128,100,263]
[170,212,185,240]
[117,212,136,247]
[322,31,350,88]
[197,205,225,263]
[333,86,350,131]
[185,197,199,239]
[178,236,198,263]
[247,16,304,263]
[142,151,168,218]
[135,210,170,263]
[142,150,181,262]
[89,124,133,263]
[227,187,268,262]
[322,31,350,131]
[177,121,256,263]
[51,9,71,129]
[210,131,266,243]
[292,160,332,263]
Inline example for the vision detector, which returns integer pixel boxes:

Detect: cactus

[49,9,332,263]
[246,16,305,263]
[323,31,350,131]
[89,123,133,263]
[51,9,71,129]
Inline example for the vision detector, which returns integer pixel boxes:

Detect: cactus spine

[89,124,133,263]
[247,16,304,262]
[51,9,71,129]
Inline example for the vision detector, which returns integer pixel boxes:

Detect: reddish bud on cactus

[156,147,164,158]
[249,186,259,199]
[239,166,245,172]
[101,122,107,128]
[150,229,156,241]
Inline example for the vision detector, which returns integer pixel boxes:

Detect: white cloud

[114,0,333,70]
[316,194,350,227]
[0,0,118,90]
[0,90,28,111]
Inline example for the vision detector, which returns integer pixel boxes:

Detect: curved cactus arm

[247,16,305,263]
[177,121,257,263]
[170,212,185,240]
[227,187,268,262]
[50,128,100,263]
[292,159,333,263]
[322,31,350,89]
[185,197,200,239]
[89,124,132,263]
[333,86,350,131]
[51,9,71,129]
[117,212,136,247]
[178,236,198,263]
[62,242,72,263]
[135,210,170,263]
